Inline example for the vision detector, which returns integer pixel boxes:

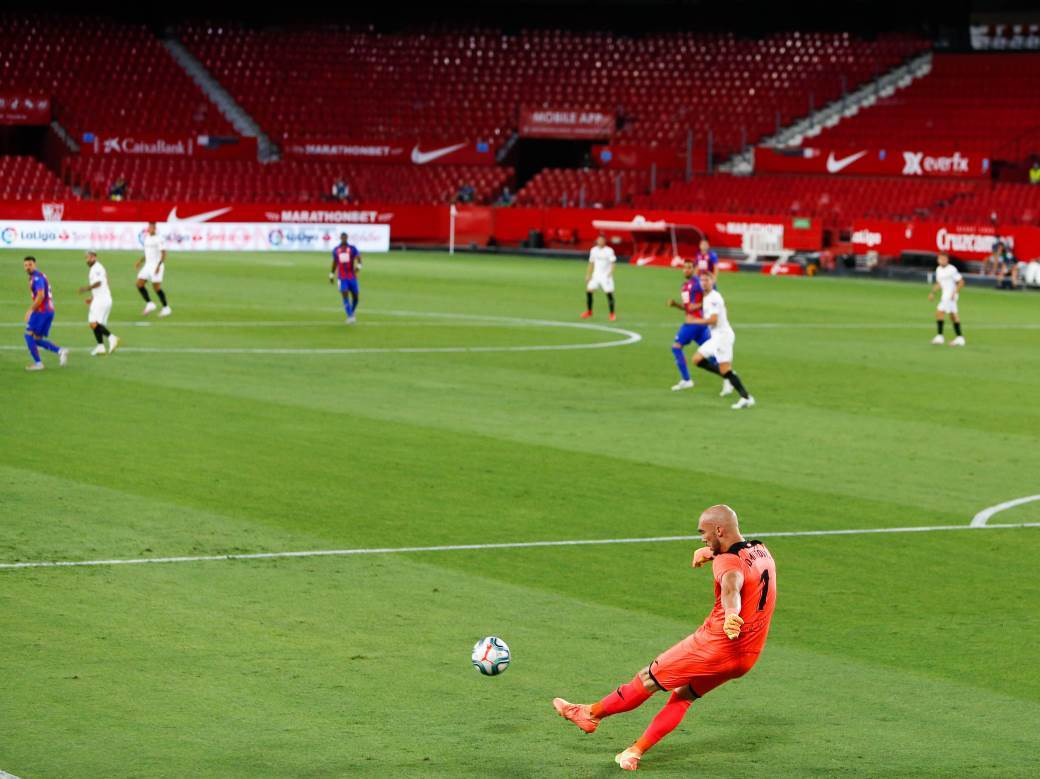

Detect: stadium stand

[930,181,1040,225]
[634,174,978,222]
[10,13,1038,243]
[0,15,933,214]
[808,53,1040,159]
[608,31,925,156]
[62,157,511,204]
[0,155,73,200]
[177,25,926,161]
[177,24,513,153]
[0,13,234,140]
[516,168,678,207]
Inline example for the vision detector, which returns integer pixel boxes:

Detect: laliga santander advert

[851,220,1040,259]
[0,220,390,252]
[0,199,824,251]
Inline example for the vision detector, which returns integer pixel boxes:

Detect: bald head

[701,504,739,529]
[697,504,744,553]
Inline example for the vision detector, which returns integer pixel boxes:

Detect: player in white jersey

[135,222,171,317]
[78,250,120,356]
[688,273,755,409]
[582,235,617,321]
[928,252,965,346]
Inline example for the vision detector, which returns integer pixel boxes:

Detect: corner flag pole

[449,204,457,255]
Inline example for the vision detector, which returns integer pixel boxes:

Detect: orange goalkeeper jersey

[694,540,777,655]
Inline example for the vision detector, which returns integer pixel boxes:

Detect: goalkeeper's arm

[692,546,714,568]
[720,570,744,639]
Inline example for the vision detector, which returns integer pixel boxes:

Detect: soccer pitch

[2,248,1039,777]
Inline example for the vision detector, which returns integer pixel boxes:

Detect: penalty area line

[971,495,1040,527]
[1,521,1038,571]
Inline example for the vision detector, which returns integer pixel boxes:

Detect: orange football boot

[552,697,600,734]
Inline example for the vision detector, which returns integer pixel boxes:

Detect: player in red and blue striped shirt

[695,240,718,279]
[22,256,68,371]
[329,233,362,324]
[667,259,730,394]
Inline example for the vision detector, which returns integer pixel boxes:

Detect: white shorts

[137,263,165,284]
[937,296,958,315]
[587,275,615,293]
[88,299,112,325]
[697,329,735,364]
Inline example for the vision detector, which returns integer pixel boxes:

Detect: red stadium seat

[635,173,978,223]
[810,54,1040,162]
[61,156,513,205]
[176,25,927,164]
[0,13,234,140]
[0,156,75,200]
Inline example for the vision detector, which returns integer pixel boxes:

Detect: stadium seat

[61,156,512,204]
[176,25,927,165]
[516,167,676,208]
[0,12,235,140]
[635,173,978,223]
[0,155,74,200]
[809,53,1040,161]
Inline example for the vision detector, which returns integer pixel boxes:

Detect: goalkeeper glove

[723,611,743,640]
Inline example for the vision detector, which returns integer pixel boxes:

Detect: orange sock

[590,675,652,718]
[634,691,692,753]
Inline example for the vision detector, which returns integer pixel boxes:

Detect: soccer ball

[471,636,511,676]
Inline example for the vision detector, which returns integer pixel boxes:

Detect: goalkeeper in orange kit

[552,504,777,771]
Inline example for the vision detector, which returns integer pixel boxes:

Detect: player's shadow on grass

[565,713,791,777]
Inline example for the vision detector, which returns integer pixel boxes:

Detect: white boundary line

[2,521,1037,571]
[622,322,1040,330]
[0,320,538,330]
[1,311,641,355]
[1,321,546,329]
[971,495,1040,527]
[6,320,1040,331]
[0,771,23,779]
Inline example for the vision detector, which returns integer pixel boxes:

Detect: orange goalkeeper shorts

[648,633,759,697]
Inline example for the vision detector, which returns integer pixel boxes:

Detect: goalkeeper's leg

[553,667,658,734]
[633,688,695,754]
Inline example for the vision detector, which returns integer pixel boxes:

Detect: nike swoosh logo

[825,151,867,173]
[166,206,234,223]
[411,143,467,165]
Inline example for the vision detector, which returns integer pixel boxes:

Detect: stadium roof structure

[7,0,970,34]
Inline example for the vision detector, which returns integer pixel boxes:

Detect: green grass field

[1,248,1038,778]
